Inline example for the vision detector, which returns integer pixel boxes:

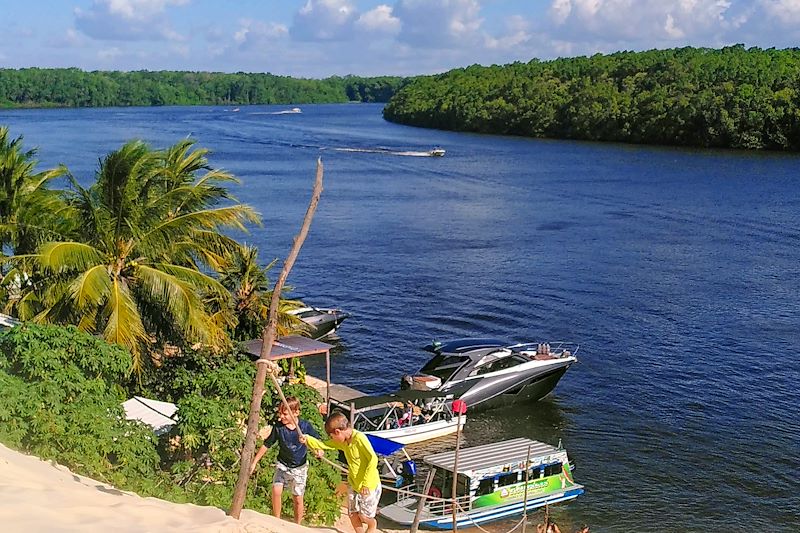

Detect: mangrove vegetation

[0,68,407,108]
[383,45,800,151]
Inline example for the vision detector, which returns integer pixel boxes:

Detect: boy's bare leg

[292,495,304,524]
[361,513,378,533]
[349,511,364,532]
[271,485,283,519]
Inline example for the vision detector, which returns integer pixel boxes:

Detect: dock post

[410,468,436,533]
[450,401,467,532]
[325,350,331,414]
[522,444,532,533]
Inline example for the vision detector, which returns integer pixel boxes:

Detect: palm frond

[38,241,104,271]
[136,205,260,255]
[135,264,216,340]
[104,277,147,372]
[69,264,112,309]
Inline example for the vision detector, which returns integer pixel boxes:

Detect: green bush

[147,347,342,523]
[0,324,342,524]
[0,324,161,485]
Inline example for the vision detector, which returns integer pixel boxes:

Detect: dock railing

[510,341,580,358]
[392,484,473,515]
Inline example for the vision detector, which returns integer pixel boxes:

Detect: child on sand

[250,396,320,524]
[302,410,381,533]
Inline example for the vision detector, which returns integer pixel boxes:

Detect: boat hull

[365,416,465,445]
[293,309,349,340]
[448,362,571,412]
[380,486,584,530]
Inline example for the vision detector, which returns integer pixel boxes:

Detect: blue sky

[0,0,795,77]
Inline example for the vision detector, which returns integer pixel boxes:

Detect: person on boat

[250,396,320,524]
[537,520,562,533]
[303,410,382,533]
[397,401,416,426]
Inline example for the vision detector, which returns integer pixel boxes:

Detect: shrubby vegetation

[0,129,341,522]
[384,45,800,150]
[0,68,407,107]
[0,323,342,522]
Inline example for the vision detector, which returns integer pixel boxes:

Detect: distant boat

[231,107,240,112]
[288,306,349,339]
[429,147,446,157]
[273,107,302,115]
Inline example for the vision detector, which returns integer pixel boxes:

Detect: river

[1,104,798,532]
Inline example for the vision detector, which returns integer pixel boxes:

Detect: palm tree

[0,126,67,257]
[217,243,306,342]
[5,138,260,372]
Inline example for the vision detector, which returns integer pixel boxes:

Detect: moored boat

[288,306,349,340]
[401,339,578,412]
[330,390,465,445]
[379,437,583,530]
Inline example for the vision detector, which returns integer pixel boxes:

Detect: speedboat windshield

[420,354,470,382]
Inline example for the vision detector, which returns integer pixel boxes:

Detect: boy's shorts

[273,462,308,496]
[348,484,382,519]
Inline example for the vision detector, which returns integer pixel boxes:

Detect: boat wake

[249,107,303,115]
[332,147,443,157]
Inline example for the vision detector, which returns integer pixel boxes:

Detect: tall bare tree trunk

[229,158,324,518]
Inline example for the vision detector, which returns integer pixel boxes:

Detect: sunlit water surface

[2,104,798,532]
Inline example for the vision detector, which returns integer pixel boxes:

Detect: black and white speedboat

[288,307,350,340]
[400,338,578,412]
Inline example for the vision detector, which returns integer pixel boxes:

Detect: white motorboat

[331,390,465,445]
[401,338,578,412]
[288,306,349,340]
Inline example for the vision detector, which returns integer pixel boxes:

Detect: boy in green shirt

[303,410,381,533]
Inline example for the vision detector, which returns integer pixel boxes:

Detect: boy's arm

[303,434,337,452]
[302,419,322,440]
[353,434,379,492]
[250,445,268,475]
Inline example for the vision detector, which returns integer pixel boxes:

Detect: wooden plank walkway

[305,375,364,403]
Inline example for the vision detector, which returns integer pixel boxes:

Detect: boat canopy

[364,434,405,456]
[243,335,333,361]
[339,389,453,411]
[424,437,564,476]
[423,338,507,354]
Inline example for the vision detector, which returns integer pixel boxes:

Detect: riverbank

[0,442,336,532]
[0,442,413,533]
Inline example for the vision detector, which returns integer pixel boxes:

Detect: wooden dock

[305,375,364,403]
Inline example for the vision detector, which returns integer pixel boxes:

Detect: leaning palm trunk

[229,158,323,518]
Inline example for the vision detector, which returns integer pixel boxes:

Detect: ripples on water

[1,104,798,532]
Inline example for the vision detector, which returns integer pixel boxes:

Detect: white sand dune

[0,443,339,533]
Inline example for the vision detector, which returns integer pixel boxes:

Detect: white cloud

[393,0,484,48]
[234,19,288,49]
[97,46,123,60]
[75,0,189,41]
[291,0,358,41]
[355,5,400,34]
[545,0,734,43]
[759,0,800,24]
[485,15,532,51]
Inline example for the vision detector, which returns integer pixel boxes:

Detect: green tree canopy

[3,139,260,372]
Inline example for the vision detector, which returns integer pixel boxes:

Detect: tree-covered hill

[383,45,800,151]
[0,68,408,108]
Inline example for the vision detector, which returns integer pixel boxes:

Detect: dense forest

[383,45,800,150]
[0,68,407,107]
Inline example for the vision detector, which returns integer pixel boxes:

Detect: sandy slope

[0,443,339,533]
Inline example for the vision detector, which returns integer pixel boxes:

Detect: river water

[2,104,798,532]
